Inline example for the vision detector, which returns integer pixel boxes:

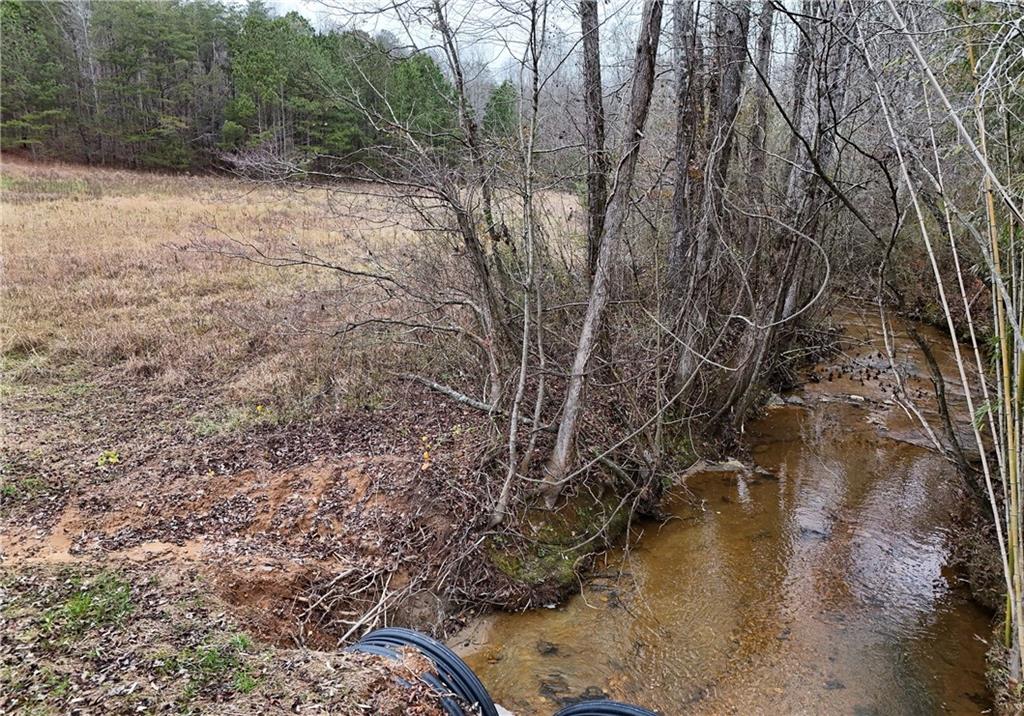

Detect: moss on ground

[489,489,634,590]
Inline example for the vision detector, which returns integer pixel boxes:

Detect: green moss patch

[489,490,633,590]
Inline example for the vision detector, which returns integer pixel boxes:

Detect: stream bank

[453,305,996,714]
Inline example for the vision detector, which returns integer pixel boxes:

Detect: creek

[454,306,993,715]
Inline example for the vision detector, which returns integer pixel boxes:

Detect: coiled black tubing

[348,627,657,716]
[553,701,658,716]
[347,627,498,716]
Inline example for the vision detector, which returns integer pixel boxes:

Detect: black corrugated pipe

[349,627,656,715]
[553,701,658,716]
[347,627,498,716]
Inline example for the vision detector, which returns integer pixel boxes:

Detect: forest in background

[0,0,520,170]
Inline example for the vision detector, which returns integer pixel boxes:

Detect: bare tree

[579,0,608,281]
[746,0,774,204]
[542,0,665,507]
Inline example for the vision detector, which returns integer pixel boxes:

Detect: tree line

[0,0,519,171]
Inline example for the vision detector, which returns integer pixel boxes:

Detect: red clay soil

[1,390,527,712]
[2,387,525,648]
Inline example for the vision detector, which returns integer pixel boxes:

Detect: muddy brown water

[455,307,994,715]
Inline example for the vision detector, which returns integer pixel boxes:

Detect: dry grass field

[0,159,508,713]
[4,158,398,446]
[2,159,450,516]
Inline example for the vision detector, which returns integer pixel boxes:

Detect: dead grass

[0,158,438,501]
[0,154,656,716]
[2,157,400,403]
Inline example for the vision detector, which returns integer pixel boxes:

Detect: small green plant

[170,632,259,705]
[46,380,96,399]
[97,449,120,467]
[43,572,133,638]
[228,633,253,652]
[233,668,257,694]
[0,474,49,503]
[973,401,993,430]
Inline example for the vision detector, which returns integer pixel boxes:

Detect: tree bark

[781,2,814,198]
[747,0,775,205]
[725,1,854,426]
[580,0,608,282]
[667,0,699,301]
[710,0,751,210]
[671,0,750,391]
[715,3,814,425]
[542,0,664,507]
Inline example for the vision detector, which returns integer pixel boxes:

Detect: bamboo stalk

[962,1,1023,669]
[873,1,1024,675]
[974,58,1020,664]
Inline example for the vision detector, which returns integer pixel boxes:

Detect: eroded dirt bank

[1,393,588,713]
[4,397,493,634]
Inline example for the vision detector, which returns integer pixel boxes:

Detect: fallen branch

[400,373,496,413]
[399,373,554,432]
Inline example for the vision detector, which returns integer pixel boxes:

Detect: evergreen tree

[0,1,74,156]
[388,53,457,145]
[0,0,459,172]
[482,79,518,139]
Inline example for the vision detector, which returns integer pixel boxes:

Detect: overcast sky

[232,0,643,78]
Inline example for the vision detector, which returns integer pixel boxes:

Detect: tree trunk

[667,0,699,301]
[710,0,751,212]
[781,3,814,198]
[747,0,775,205]
[725,1,854,426]
[713,3,815,425]
[672,0,750,391]
[542,0,664,508]
[580,0,608,282]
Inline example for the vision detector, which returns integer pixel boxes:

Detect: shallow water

[455,307,993,715]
